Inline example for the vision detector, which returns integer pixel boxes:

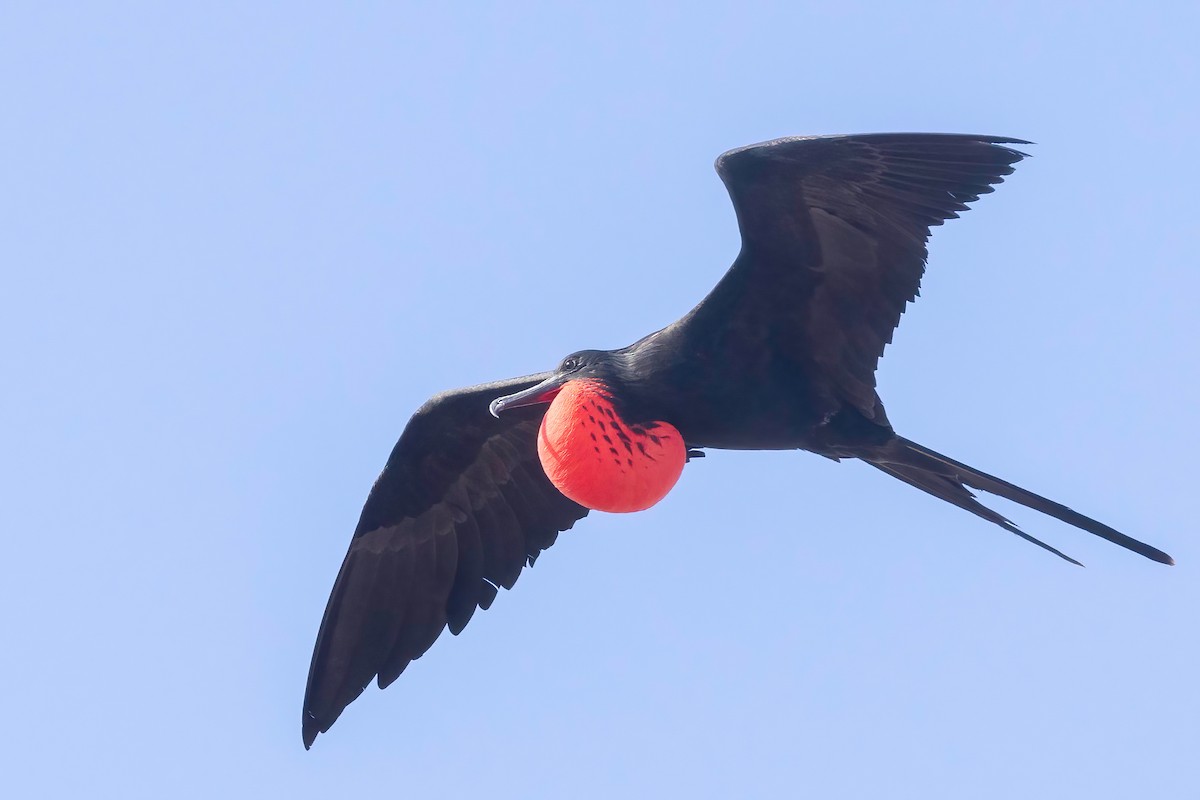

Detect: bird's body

[302,133,1173,749]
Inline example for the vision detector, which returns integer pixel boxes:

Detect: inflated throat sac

[537,379,685,513]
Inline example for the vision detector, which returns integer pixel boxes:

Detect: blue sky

[3,2,1197,797]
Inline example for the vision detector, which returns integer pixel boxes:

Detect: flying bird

[302,133,1173,748]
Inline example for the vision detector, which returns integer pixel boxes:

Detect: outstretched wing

[690,133,1028,419]
[302,374,588,748]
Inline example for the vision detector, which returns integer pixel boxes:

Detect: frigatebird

[302,133,1173,748]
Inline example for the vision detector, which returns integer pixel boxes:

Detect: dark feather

[302,375,588,749]
[871,438,1174,566]
[691,133,1029,421]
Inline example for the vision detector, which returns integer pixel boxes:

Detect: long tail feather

[865,437,1173,566]
[869,461,1084,565]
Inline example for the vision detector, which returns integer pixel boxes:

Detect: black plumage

[303,377,588,747]
[303,133,1172,749]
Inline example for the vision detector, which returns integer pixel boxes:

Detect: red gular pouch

[537,379,686,513]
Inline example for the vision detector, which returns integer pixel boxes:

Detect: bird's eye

[563,357,580,371]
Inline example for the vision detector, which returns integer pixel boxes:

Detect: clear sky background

[3,2,1196,797]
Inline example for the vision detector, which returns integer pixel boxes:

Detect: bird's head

[488,349,620,417]
[488,349,685,514]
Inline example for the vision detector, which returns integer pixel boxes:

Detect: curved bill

[489,374,568,418]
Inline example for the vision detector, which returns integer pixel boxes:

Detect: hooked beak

[489,374,568,418]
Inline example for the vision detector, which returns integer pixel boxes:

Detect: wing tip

[715,132,1034,180]
[302,714,320,750]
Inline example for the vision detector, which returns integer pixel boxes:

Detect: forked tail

[864,437,1173,566]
